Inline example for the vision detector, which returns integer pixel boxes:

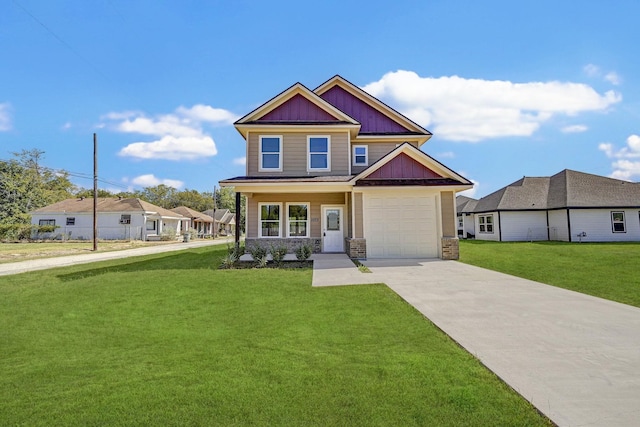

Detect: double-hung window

[308,136,330,171]
[352,145,368,166]
[287,203,309,237]
[259,203,281,237]
[611,211,626,233]
[478,215,493,233]
[259,136,282,171]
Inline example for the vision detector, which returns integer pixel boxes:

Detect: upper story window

[611,211,626,233]
[308,136,330,171]
[259,136,282,171]
[353,145,368,166]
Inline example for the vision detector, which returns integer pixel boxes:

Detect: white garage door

[364,192,438,258]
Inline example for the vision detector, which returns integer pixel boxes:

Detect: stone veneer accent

[345,238,367,259]
[441,237,459,260]
[244,238,321,254]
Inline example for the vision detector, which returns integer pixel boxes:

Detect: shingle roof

[456,195,478,214]
[171,206,213,222]
[31,198,185,219]
[473,169,640,213]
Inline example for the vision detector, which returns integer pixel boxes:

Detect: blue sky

[1,0,639,198]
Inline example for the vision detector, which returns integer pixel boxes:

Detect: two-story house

[220,75,472,259]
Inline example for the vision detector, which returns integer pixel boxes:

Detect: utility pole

[213,185,217,239]
[93,133,98,251]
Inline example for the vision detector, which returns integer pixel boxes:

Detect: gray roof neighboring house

[473,169,640,213]
[171,206,213,223]
[31,198,185,219]
[456,195,478,215]
[202,209,236,225]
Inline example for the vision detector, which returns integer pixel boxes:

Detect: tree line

[0,149,240,226]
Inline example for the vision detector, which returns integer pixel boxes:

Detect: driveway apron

[361,259,640,427]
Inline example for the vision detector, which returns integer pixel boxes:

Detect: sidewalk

[0,240,223,276]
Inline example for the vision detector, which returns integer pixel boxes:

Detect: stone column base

[345,238,367,259]
[441,237,459,260]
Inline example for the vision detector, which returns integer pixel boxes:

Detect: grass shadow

[57,250,222,282]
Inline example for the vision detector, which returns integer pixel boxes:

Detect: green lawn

[460,240,640,307]
[0,246,550,426]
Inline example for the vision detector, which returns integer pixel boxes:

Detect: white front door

[322,206,344,252]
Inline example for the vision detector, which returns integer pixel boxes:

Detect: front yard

[0,246,550,426]
[459,240,640,308]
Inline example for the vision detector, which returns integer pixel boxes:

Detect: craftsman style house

[220,76,472,259]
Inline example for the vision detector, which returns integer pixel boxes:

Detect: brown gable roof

[171,206,213,223]
[31,198,185,219]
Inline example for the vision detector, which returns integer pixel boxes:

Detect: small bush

[270,244,288,265]
[188,228,198,240]
[256,255,269,268]
[248,244,268,267]
[160,228,177,241]
[220,251,239,269]
[294,244,313,261]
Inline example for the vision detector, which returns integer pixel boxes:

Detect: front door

[322,206,344,252]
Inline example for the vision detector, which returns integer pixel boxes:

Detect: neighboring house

[172,206,214,236]
[202,209,237,236]
[30,197,185,241]
[473,169,640,242]
[220,75,472,259]
[456,195,478,238]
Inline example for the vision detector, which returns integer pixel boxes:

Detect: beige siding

[247,132,349,176]
[440,191,456,237]
[354,192,363,238]
[246,193,346,238]
[351,141,418,174]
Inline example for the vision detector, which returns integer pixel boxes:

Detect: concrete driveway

[313,255,640,427]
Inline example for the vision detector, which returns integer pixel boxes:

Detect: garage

[363,191,438,258]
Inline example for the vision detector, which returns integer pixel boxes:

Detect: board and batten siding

[246,193,346,238]
[500,211,548,241]
[569,209,640,242]
[247,132,349,176]
[547,209,570,241]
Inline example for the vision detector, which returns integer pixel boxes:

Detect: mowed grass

[460,240,640,307]
[0,247,550,426]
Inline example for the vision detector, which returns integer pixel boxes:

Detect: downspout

[498,211,502,241]
[567,209,572,242]
[235,192,241,249]
[546,210,550,241]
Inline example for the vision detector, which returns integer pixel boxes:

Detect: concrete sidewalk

[0,240,223,276]
[310,255,640,426]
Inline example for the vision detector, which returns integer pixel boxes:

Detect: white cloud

[363,70,621,142]
[458,179,479,198]
[131,174,184,189]
[119,135,217,160]
[561,124,588,133]
[233,157,247,166]
[599,135,640,180]
[583,64,600,77]
[437,151,455,159]
[0,102,12,131]
[105,104,236,161]
[61,122,72,130]
[604,72,621,86]
[584,64,622,86]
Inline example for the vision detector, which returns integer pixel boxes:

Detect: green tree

[140,184,177,209]
[0,149,76,224]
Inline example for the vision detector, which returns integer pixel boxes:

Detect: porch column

[235,192,241,248]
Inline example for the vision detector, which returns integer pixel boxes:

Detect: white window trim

[259,135,283,172]
[611,211,626,233]
[352,145,368,166]
[307,135,331,172]
[258,202,282,238]
[478,214,494,234]
[286,202,310,238]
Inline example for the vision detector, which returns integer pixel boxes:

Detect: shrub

[160,228,177,241]
[188,228,198,240]
[220,251,239,269]
[270,244,288,265]
[295,243,313,261]
[248,243,268,267]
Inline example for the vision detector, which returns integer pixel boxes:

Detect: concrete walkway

[0,240,223,276]
[312,255,640,427]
